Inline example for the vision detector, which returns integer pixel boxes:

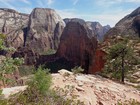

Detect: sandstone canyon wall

[0,8,29,49]
[26,8,65,53]
[56,21,104,73]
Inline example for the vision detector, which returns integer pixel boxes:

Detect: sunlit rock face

[0,8,29,48]
[105,7,140,38]
[86,22,111,41]
[26,8,65,53]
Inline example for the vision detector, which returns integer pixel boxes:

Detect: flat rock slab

[2,85,28,98]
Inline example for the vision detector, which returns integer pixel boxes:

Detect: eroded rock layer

[26,8,65,53]
[56,21,103,73]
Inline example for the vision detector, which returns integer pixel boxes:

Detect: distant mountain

[0,8,65,54]
[106,7,140,38]
[63,18,111,41]
[86,22,111,41]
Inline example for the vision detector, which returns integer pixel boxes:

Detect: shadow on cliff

[37,55,75,73]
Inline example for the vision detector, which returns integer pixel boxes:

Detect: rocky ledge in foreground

[2,70,140,105]
[52,70,140,105]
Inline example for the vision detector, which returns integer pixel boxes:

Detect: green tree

[0,34,23,87]
[0,57,23,87]
[103,39,137,83]
[28,66,52,95]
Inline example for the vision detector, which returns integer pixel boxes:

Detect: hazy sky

[0,0,139,26]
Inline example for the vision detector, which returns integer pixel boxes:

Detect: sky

[0,0,139,27]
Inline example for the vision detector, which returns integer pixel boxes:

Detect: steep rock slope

[86,22,111,41]
[0,8,29,48]
[56,20,105,73]
[106,7,140,38]
[26,8,65,53]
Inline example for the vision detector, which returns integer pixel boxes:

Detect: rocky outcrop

[106,7,140,38]
[2,70,140,104]
[56,21,101,73]
[0,8,65,54]
[86,22,111,41]
[12,46,39,65]
[0,8,29,48]
[26,8,65,53]
[52,70,140,105]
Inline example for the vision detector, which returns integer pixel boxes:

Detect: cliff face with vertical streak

[0,8,107,73]
[56,21,103,73]
[0,8,65,53]
[0,8,29,48]
[26,8,65,53]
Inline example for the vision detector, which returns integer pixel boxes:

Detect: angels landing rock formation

[56,20,106,73]
[63,18,111,41]
[0,8,29,48]
[26,8,65,53]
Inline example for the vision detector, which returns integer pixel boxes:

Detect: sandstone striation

[26,8,65,53]
[105,7,140,38]
[0,8,29,48]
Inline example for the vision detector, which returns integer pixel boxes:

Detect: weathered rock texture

[0,8,65,54]
[26,8,65,53]
[51,70,140,105]
[12,46,39,65]
[56,20,104,73]
[105,7,140,38]
[0,8,29,48]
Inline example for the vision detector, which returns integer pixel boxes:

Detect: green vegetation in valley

[0,66,84,105]
[18,65,35,77]
[71,66,84,74]
[42,49,56,55]
[0,34,23,88]
[101,37,139,83]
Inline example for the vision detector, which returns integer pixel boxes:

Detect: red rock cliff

[56,21,100,73]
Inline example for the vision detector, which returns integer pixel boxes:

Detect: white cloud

[18,7,32,14]
[85,9,134,27]
[73,0,79,5]
[56,9,80,19]
[20,0,31,4]
[37,0,54,7]
[57,8,134,27]
[96,0,140,7]
[0,0,16,9]
[47,0,54,6]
